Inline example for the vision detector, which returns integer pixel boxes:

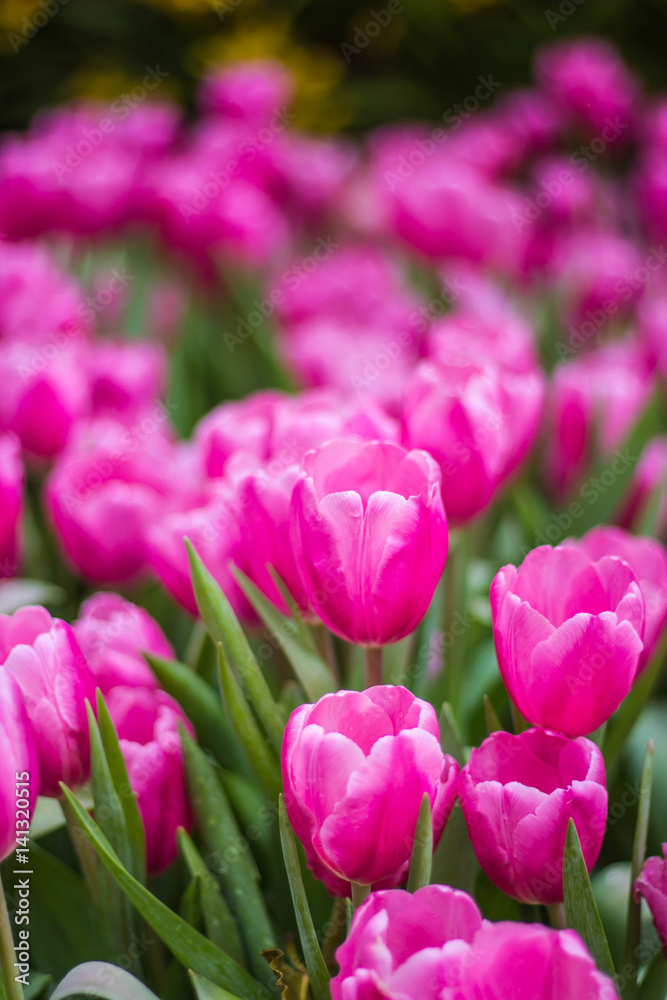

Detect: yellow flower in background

[61,65,181,105]
[0,0,41,31]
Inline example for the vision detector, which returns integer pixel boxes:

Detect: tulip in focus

[106,685,194,875]
[0,433,23,577]
[0,606,96,797]
[74,592,174,694]
[491,545,645,736]
[282,686,459,889]
[0,671,40,860]
[458,728,607,904]
[634,844,667,954]
[290,439,448,645]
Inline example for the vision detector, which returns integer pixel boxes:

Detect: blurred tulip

[106,685,194,875]
[290,439,448,645]
[458,728,607,904]
[74,592,173,694]
[0,671,40,860]
[0,433,23,577]
[282,686,459,889]
[87,340,167,424]
[491,545,645,736]
[634,844,667,954]
[0,605,96,797]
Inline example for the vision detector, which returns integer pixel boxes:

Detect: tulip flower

[564,527,667,669]
[0,671,40,860]
[282,686,459,889]
[0,605,96,797]
[87,340,167,424]
[619,436,667,538]
[332,885,618,1000]
[74,593,174,694]
[403,359,543,524]
[0,433,23,578]
[458,728,607,904]
[290,439,448,646]
[491,545,645,736]
[634,844,667,953]
[106,685,194,875]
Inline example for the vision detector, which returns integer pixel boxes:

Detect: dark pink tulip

[194,391,285,479]
[199,59,294,122]
[551,230,643,329]
[0,671,40,860]
[458,728,607,904]
[491,545,645,736]
[87,340,167,424]
[282,686,459,888]
[74,593,174,694]
[403,359,543,524]
[634,844,667,954]
[0,606,96,796]
[106,686,194,875]
[290,440,448,645]
[564,527,667,670]
[0,433,23,578]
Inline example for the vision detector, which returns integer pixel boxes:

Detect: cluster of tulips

[2,31,667,1000]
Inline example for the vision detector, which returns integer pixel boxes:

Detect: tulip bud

[0,606,96,797]
[106,686,194,875]
[282,686,459,889]
[74,592,174,694]
[290,439,448,646]
[490,545,645,736]
[458,728,607,904]
[0,671,40,860]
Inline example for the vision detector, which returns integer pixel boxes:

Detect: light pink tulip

[282,686,459,889]
[458,728,607,904]
[74,593,173,694]
[0,606,96,796]
[564,527,667,669]
[290,440,448,645]
[491,545,645,736]
[106,685,194,875]
[0,433,23,578]
[0,671,40,860]
[634,844,667,954]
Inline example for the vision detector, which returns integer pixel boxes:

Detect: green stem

[0,869,23,1000]
[363,647,383,688]
[351,883,371,912]
[442,531,470,714]
[546,902,566,929]
[312,624,340,687]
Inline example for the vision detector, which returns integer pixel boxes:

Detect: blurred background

[2,0,667,135]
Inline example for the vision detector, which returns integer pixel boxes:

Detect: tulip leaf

[603,632,667,771]
[23,972,51,1000]
[431,801,478,895]
[438,703,465,766]
[177,829,245,966]
[217,646,283,801]
[59,786,271,1000]
[278,796,330,1000]
[407,794,433,892]
[180,877,202,929]
[563,819,615,979]
[181,733,277,985]
[186,540,285,754]
[622,740,654,1000]
[639,952,667,1000]
[145,652,250,775]
[51,962,160,1000]
[483,695,503,734]
[262,948,310,1000]
[232,567,335,702]
[189,972,245,1000]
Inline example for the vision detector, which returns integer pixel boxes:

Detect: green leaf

[232,568,334,701]
[622,740,654,1000]
[30,797,68,839]
[278,797,330,1000]
[639,952,667,1000]
[430,802,478,894]
[217,646,282,800]
[23,972,51,1000]
[563,819,615,979]
[603,632,667,771]
[145,652,250,775]
[189,972,245,1000]
[177,829,245,966]
[407,794,433,892]
[483,695,503,734]
[186,540,285,754]
[51,962,160,1000]
[181,734,277,984]
[439,703,465,766]
[59,787,271,1000]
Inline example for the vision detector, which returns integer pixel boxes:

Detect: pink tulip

[0,606,96,797]
[106,686,194,875]
[87,341,167,424]
[634,844,667,954]
[0,671,40,860]
[332,885,618,1000]
[0,433,23,578]
[403,359,543,524]
[491,545,645,736]
[564,527,667,669]
[619,436,667,537]
[458,728,607,904]
[74,593,174,694]
[194,391,285,479]
[551,230,643,329]
[199,59,294,122]
[290,440,448,645]
[282,686,459,888]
